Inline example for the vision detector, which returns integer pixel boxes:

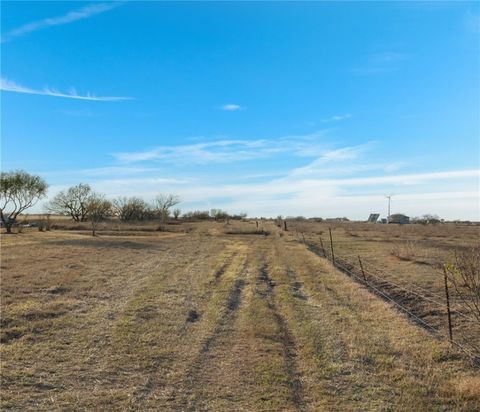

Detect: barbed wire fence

[292,227,480,366]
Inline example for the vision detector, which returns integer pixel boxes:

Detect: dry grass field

[288,221,480,355]
[1,220,480,410]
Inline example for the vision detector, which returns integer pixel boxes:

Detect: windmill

[385,195,393,224]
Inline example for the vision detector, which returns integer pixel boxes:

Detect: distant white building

[389,214,410,224]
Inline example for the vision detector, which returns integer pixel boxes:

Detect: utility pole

[385,195,392,223]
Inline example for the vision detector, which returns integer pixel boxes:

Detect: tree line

[0,170,183,235]
[0,170,245,235]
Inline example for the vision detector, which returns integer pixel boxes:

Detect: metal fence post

[443,267,453,342]
[328,227,335,265]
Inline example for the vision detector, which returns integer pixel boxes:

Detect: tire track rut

[178,255,248,410]
[258,263,306,410]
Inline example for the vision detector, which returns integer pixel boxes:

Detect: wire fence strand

[301,235,480,365]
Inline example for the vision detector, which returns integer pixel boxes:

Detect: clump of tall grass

[391,240,418,261]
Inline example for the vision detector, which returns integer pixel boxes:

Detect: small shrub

[391,240,417,261]
[445,247,480,324]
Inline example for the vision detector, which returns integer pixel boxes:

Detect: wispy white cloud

[113,140,266,163]
[1,77,132,101]
[39,166,166,178]
[239,170,478,202]
[282,162,404,180]
[220,104,244,111]
[352,52,409,75]
[59,168,478,220]
[1,2,121,43]
[321,113,352,123]
[38,127,479,221]
[112,131,332,164]
[290,144,372,176]
[34,128,479,220]
[313,169,480,187]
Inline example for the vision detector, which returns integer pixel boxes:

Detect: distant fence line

[294,228,480,365]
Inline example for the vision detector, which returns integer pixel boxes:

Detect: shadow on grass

[48,238,163,250]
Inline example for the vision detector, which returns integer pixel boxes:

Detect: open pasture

[1,220,479,410]
[286,221,480,355]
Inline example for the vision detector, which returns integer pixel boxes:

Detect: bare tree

[155,194,180,229]
[46,183,92,221]
[445,247,480,324]
[412,214,442,224]
[0,170,48,233]
[112,196,149,222]
[173,208,181,220]
[210,208,229,221]
[86,194,112,236]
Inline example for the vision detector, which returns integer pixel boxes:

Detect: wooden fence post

[284,221,287,231]
[443,268,453,342]
[358,255,367,284]
[319,236,327,258]
[256,221,258,229]
[328,227,335,265]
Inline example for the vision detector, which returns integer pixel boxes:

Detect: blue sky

[1,1,479,219]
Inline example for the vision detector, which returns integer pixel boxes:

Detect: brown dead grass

[1,222,479,410]
[288,221,480,353]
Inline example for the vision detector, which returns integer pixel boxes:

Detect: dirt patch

[46,286,69,294]
[226,279,246,311]
[186,310,200,322]
[1,329,23,344]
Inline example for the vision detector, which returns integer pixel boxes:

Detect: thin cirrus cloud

[111,132,332,164]
[113,139,273,163]
[1,2,122,43]
[39,131,479,219]
[64,167,479,220]
[290,145,370,176]
[321,113,352,123]
[0,77,132,102]
[102,133,479,219]
[220,104,244,111]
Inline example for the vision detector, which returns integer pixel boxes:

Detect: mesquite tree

[155,194,180,229]
[112,196,149,222]
[86,194,112,236]
[46,183,92,221]
[0,171,48,233]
